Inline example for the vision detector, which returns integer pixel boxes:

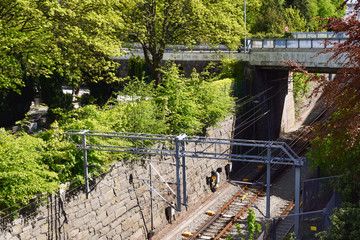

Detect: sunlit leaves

[115,0,244,84]
[0,130,59,208]
[0,0,122,92]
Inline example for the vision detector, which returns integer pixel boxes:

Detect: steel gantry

[66,130,305,236]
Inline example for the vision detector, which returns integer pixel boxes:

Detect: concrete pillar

[280,72,295,133]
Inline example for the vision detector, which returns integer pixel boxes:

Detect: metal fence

[264,176,342,240]
[250,38,347,49]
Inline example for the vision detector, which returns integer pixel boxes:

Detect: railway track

[184,162,289,240]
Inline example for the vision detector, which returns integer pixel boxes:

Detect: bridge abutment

[242,67,290,141]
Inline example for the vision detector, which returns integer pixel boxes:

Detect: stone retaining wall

[1,116,234,240]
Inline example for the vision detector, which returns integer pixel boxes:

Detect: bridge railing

[250,38,347,49]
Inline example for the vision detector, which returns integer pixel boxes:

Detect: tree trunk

[151,56,162,86]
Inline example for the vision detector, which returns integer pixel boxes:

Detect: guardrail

[120,37,348,54]
[250,38,347,49]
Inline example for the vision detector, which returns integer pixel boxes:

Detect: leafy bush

[155,63,234,135]
[317,203,360,240]
[128,56,150,82]
[293,72,310,103]
[0,62,235,211]
[0,130,59,209]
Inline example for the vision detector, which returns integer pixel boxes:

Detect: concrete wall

[0,116,234,240]
[280,73,295,133]
[114,58,219,78]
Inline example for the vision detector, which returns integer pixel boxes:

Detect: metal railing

[250,38,347,49]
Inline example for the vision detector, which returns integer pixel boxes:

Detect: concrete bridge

[113,37,346,140]
[114,38,346,73]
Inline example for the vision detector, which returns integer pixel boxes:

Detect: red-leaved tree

[287,1,360,145]
[287,1,360,203]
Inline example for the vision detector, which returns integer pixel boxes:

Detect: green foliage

[307,126,360,177]
[156,63,234,135]
[0,0,122,93]
[225,235,234,240]
[0,129,59,209]
[223,209,261,240]
[115,0,244,84]
[247,0,344,37]
[283,232,296,240]
[307,0,345,31]
[292,72,311,115]
[284,6,308,33]
[219,57,244,99]
[128,56,149,82]
[317,203,360,240]
[0,63,235,211]
[235,223,244,239]
[247,208,262,240]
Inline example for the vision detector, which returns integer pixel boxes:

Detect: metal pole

[175,136,181,212]
[244,0,247,52]
[266,145,271,218]
[294,165,301,238]
[150,160,154,232]
[182,140,187,207]
[273,218,276,240]
[81,130,89,199]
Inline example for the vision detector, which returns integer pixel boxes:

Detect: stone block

[125,199,137,211]
[114,222,122,234]
[97,209,107,220]
[99,226,110,236]
[11,225,22,236]
[120,228,133,240]
[2,231,12,240]
[112,234,122,240]
[94,222,103,233]
[30,227,41,238]
[68,229,80,239]
[35,234,47,240]
[40,223,48,234]
[115,206,126,219]
[102,212,116,227]
[75,206,88,219]
[19,231,31,240]
[75,230,90,240]
[82,211,96,225]
[90,198,101,211]
[130,228,144,240]
[121,218,134,231]
[106,229,117,239]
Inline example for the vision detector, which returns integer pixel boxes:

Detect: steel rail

[189,186,249,240]
[214,188,265,240]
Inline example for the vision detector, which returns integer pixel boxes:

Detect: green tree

[0,0,122,93]
[284,6,308,33]
[317,203,360,240]
[285,0,311,21]
[250,0,286,37]
[307,0,345,30]
[0,0,54,93]
[0,0,123,126]
[115,0,244,85]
